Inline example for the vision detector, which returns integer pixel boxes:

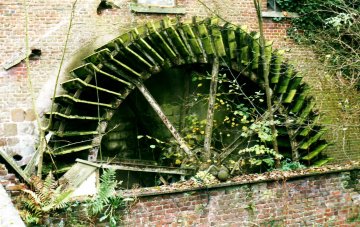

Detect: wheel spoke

[203,57,220,160]
[135,81,193,157]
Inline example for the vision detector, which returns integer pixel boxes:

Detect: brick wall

[1,161,359,226]
[0,163,25,196]
[0,0,359,165]
[123,169,360,226]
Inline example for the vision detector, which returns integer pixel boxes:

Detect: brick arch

[45,17,329,174]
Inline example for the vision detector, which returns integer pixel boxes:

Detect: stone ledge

[129,3,186,14]
[121,163,360,198]
[262,11,299,18]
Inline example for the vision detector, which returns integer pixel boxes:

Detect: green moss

[342,170,360,192]
[347,214,360,223]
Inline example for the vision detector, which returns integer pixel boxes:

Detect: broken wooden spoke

[218,134,249,163]
[0,149,31,184]
[203,57,219,160]
[135,81,193,157]
[77,159,195,175]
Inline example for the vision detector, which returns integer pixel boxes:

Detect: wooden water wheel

[43,17,330,185]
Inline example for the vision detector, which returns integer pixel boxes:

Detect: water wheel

[43,17,330,186]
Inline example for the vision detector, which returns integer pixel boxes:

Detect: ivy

[275,0,300,12]
[281,0,359,87]
[280,159,306,171]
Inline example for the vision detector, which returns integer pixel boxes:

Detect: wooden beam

[76,159,195,175]
[59,161,98,192]
[49,144,93,155]
[54,94,114,109]
[135,81,193,157]
[61,78,124,98]
[0,149,30,184]
[44,112,107,121]
[204,57,219,159]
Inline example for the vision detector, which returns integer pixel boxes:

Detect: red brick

[0,180,10,186]
[5,183,25,191]
[165,208,177,214]
[3,173,15,180]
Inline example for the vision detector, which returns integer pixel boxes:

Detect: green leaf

[262,158,275,167]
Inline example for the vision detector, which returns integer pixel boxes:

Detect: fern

[20,209,40,225]
[88,168,129,227]
[89,168,119,215]
[42,190,72,212]
[17,172,73,225]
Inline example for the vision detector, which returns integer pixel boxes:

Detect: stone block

[17,122,35,135]
[0,170,8,176]
[0,139,6,146]
[5,137,19,146]
[11,109,25,122]
[25,109,36,121]
[4,123,17,136]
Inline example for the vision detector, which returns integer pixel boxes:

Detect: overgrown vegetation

[279,0,359,88]
[87,168,132,226]
[16,172,72,225]
[136,63,324,182]
[17,168,133,226]
[280,159,305,171]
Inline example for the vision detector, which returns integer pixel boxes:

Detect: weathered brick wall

[0,163,25,196]
[0,0,359,165]
[123,169,360,226]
